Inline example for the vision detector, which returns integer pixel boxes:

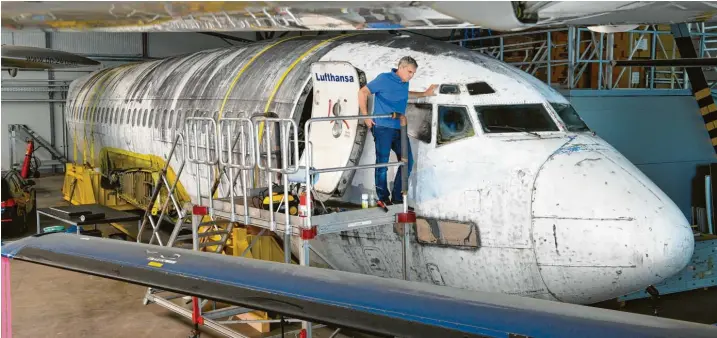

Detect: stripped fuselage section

[64,34,693,304]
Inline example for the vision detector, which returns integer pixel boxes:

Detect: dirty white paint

[63,34,694,305]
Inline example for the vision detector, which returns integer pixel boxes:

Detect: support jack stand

[189,296,204,338]
[646,285,661,316]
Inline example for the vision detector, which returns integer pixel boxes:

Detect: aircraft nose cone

[531,141,694,304]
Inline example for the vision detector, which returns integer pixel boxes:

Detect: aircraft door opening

[303,61,368,197]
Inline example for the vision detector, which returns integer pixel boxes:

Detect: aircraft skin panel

[62,33,693,305]
[303,227,553,301]
[3,234,717,338]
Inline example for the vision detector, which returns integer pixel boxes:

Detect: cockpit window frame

[435,104,477,147]
[548,102,592,133]
[473,102,563,135]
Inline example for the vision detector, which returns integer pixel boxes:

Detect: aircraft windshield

[550,102,591,132]
[474,103,559,133]
[437,105,475,146]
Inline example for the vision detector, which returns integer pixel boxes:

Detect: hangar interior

[1,5,717,338]
[5,26,717,223]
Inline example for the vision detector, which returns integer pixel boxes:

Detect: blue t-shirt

[366,68,409,130]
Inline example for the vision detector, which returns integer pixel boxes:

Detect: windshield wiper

[486,125,541,138]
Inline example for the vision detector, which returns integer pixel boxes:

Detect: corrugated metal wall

[1,30,44,47]
[51,32,143,55]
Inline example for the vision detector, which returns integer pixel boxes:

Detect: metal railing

[253,116,300,232]
[449,23,717,90]
[218,117,255,225]
[184,116,219,217]
[301,114,408,233]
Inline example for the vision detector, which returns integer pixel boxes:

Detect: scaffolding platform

[131,61,415,338]
[212,196,403,236]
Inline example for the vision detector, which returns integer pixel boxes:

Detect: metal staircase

[8,124,68,170]
[133,108,413,338]
[136,117,250,338]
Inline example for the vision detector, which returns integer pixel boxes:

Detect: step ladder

[138,115,253,338]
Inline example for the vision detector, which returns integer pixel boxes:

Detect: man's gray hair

[398,56,418,69]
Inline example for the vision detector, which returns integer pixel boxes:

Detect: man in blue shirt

[358,56,437,205]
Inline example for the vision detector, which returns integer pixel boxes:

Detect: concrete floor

[3,173,716,337]
[4,173,366,338]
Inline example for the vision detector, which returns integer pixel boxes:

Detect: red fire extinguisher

[20,139,34,179]
[298,187,308,218]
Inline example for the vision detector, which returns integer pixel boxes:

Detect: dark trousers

[372,126,414,203]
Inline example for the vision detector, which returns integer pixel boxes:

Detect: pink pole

[2,257,12,338]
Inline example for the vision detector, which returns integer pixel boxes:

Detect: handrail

[302,113,409,231]
[251,116,301,231]
[218,116,255,223]
[218,117,256,169]
[253,117,300,174]
[184,116,219,165]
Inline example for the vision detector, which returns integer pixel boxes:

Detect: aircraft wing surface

[2,233,717,338]
[3,1,717,33]
[1,45,101,69]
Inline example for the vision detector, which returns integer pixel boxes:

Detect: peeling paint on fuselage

[65,34,694,305]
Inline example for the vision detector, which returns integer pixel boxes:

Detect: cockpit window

[474,104,559,133]
[438,105,474,145]
[550,102,591,132]
[439,84,460,95]
[466,82,495,95]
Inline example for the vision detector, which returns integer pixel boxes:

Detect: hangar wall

[564,89,716,219]
[0,30,252,172]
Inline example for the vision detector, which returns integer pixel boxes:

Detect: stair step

[173,242,194,249]
[203,306,252,320]
[199,240,226,248]
[175,230,229,241]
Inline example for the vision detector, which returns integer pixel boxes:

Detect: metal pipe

[2,89,68,93]
[311,162,403,174]
[3,84,70,87]
[567,26,575,89]
[1,99,67,103]
[282,121,291,264]
[598,32,604,90]
[447,27,567,43]
[400,116,408,201]
[547,31,552,86]
[45,32,56,174]
[607,33,614,89]
[62,95,68,166]
[2,79,72,82]
[651,26,657,88]
[4,68,95,72]
[9,126,16,171]
[612,58,717,67]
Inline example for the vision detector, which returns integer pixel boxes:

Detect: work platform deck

[211,197,404,236]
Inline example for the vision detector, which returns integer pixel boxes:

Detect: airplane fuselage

[64,33,694,304]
